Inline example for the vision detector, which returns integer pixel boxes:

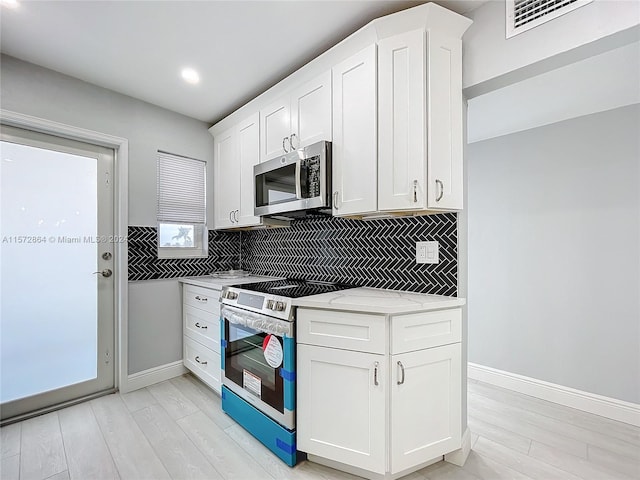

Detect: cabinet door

[297,344,386,474]
[378,29,426,211]
[332,44,377,216]
[390,343,461,474]
[427,31,463,210]
[236,113,261,227]
[213,127,239,229]
[290,70,332,149]
[260,98,290,162]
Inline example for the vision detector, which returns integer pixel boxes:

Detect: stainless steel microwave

[254,140,331,218]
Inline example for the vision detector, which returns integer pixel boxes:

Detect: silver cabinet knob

[93,269,112,278]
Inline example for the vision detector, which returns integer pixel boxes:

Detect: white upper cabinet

[211,3,472,220]
[236,113,261,226]
[426,29,464,210]
[260,99,290,162]
[378,29,426,212]
[331,44,377,217]
[378,28,464,213]
[260,71,332,162]
[213,127,238,229]
[213,113,262,229]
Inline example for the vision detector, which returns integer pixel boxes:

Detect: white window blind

[157,151,206,224]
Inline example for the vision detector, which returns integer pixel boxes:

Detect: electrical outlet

[416,241,439,264]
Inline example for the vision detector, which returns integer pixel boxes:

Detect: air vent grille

[506,0,594,38]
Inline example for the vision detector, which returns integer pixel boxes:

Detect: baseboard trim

[125,361,187,392]
[444,427,471,466]
[468,363,640,427]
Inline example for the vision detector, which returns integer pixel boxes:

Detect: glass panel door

[0,125,115,421]
[224,321,284,413]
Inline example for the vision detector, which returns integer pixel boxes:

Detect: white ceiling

[0,0,484,125]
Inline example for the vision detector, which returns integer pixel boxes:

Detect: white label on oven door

[262,334,283,368]
[243,369,262,397]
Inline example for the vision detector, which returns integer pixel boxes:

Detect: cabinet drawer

[391,308,461,354]
[183,285,221,315]
[298,308,386,354]
[183,336,221,394]
[183,305,220,353]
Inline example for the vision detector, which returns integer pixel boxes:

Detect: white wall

[467,41,640,143]
[0,55,215,227]
[467,104,640,403]
[0,55,214,375]
[463,0,640,95]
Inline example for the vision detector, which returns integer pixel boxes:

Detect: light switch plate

[416,241,439,264]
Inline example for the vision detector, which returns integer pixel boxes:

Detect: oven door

[220,305,295,430]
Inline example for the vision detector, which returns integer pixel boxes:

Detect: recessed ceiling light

[1,0,19,9]
[181,68,200,85]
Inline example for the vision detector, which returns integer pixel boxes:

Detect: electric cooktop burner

[232,278,354,298]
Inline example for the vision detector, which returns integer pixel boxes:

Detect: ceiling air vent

[506,0,594,38]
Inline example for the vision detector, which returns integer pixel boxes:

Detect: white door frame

[1,109,133,394]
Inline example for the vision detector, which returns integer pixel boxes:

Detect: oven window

[224,321,284,413]
[255,165,297,207]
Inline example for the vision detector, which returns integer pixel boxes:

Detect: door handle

[93,269,112,278]
[282,137,290,153]
[289,133,297,151]
[397,361,405,385]
[333,191,339,210]
[435,179,444,202]
[373,361,379,386]
[195,356,208,365]
[195,322,208,329]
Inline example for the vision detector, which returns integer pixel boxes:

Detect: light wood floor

[1,375,638,480]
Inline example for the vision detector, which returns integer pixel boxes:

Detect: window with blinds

[156,151,208,258]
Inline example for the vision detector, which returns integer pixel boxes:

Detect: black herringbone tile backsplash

[241,213,457,296]
[128,226,240,281]
[128,214,457,295]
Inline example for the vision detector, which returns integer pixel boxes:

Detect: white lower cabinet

[297,345,386,474]
[390,343,461,474]
[182,284,222,394]
[297,307,462,479]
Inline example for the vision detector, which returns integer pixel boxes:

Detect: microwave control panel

[301,156,321,198]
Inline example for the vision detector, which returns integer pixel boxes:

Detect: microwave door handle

[295,159,302,200]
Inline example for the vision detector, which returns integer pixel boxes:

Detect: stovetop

[230,279,354,299]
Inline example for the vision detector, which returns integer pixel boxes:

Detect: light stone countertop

[179,275,279,290]
[292,287,465,314]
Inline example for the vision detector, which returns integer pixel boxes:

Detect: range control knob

[227,291,238,300]
[266,300,275,310]
[274,301,286,312]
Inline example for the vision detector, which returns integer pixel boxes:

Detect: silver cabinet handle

[413,179,418,203]
[195,356,207,365]
[235,210,239,222]
[435,179,444,202]
[333,191,339,210]
[282,137,290,153]
[289,133,297,151]
[194,296,208,302]
[229,211,233,223]
[397,361,405,385]
[93,269,112,278]
[374,361,379,386]
[195,322,208,330]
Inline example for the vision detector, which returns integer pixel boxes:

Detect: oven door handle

[221,305,290,338]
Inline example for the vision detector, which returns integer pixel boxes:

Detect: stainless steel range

[219,279,353,466]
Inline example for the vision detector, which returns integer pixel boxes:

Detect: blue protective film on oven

[221,386,298,466]
[283,336,295,411]
[279,369,296,381]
